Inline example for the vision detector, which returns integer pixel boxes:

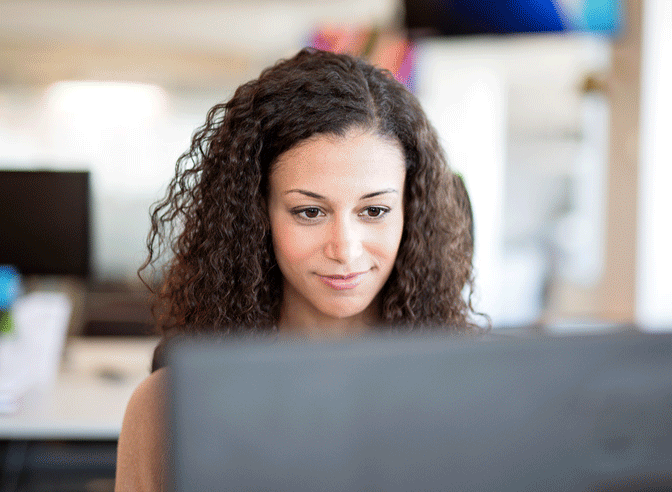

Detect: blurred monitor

[0,170,90,278]
[404,0,623,37]
[168,330,672,492]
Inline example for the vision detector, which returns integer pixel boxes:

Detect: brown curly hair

[141,48,478,345]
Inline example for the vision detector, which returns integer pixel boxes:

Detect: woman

[115,48,480,492]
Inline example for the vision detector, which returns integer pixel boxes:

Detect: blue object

[404,0,623,37]
[583,0,621,33]
[0,265,21,311]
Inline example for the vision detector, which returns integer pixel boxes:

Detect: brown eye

[366,207,384,217]
[292,207,324,221]
[303,208,320,218]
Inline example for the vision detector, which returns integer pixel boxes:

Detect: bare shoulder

[115,368,170,492]
[125,368,168,419]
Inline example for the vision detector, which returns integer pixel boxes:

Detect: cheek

[271,217,315,266]
[382,215,405,259]
[368,217,404,264]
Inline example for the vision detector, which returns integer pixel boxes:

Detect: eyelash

[291,206,390,222]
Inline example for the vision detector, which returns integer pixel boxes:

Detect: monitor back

[167,331,672,492]
[0,170,90,277]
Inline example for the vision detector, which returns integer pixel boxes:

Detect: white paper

[0,292,71,414]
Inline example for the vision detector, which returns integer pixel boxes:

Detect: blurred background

[0,0,670,333]
[2,1,672,490]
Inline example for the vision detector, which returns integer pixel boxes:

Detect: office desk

[0,337,157,441]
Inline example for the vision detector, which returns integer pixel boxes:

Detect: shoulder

[115,368,170,492]
[122,368,169,431]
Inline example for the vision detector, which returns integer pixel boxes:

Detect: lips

[325,272,363,280]
[317,271,367,290]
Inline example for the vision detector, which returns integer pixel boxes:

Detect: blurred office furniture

[1,292,72,414]
[0,169,154,337]
[0,169,156,489]
[0,170,90,279]
[0,337,157,492]
[81,282,154,337]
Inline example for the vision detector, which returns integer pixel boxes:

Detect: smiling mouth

[317,271,367,290]
[323,272,365,280]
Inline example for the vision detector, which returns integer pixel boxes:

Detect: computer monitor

[167,330,672,492]
[0,170,91,278]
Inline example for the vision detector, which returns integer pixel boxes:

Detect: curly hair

[141,48,478,344]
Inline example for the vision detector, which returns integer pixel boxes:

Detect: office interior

[1,0,671,490]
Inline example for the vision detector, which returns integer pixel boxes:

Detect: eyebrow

[285,189,398,200]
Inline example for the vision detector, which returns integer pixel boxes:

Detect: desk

[0,337,157,441]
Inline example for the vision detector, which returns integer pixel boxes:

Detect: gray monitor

[167,330,672,492]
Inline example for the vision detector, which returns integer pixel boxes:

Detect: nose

[324,215,363,264]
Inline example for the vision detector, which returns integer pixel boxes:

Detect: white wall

[637,0,672,329]
[415,35,611,327]
[415,40,508,326]
[0,83,228,281]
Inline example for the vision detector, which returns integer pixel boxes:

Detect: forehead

[270,129,406,195]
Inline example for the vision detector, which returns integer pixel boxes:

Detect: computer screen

[168,330,672,492]
[0,170,91,278]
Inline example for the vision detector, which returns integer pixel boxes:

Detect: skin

[115,368,167,492]
[268,127,406,338]
[116,128,407,491]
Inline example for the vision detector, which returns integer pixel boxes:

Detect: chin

[316,299,372,321]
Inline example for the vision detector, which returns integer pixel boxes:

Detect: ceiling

[0,0,400,88]
[0,0,612,137]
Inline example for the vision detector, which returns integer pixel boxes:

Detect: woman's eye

[294,207,323,220]
[362,207,388,218]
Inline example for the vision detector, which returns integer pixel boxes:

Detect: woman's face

[268,128,406,333]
